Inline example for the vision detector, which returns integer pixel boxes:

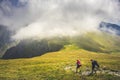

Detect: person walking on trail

[90,59,99,74]
[76,59,82,73]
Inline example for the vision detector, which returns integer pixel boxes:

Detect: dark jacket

[92,60,99,68]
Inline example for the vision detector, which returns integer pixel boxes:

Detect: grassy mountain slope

[2,37,70,59]
[0,45,120,80]
[73,32,120,53]
[2,32,120,59]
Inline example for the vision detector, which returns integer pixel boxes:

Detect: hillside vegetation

[2,37,69,59]
[73,32,120,53]
[0,45,120,80]
[2,32,120,59]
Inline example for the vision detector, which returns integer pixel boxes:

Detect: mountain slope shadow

[0,25,12,48]
[2,39,64,59]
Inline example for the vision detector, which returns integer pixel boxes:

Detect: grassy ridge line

[73,32,120,52]
[0,47,120,80]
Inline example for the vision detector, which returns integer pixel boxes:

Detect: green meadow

[0,45,120,80]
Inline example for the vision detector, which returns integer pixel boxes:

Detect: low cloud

[0,0,120,40]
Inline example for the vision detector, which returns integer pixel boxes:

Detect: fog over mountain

[1,0,120,58]
[0,0,120,40]
[0,25,11,48]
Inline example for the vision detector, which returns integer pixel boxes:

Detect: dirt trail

[81,69,120,76]
[64,66,120,76]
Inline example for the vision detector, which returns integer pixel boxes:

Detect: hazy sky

[0,0,120,40]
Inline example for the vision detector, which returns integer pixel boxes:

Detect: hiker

[76,59,82,73]
[90,59,99,74]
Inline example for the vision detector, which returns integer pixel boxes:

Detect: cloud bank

[0,0,120,40]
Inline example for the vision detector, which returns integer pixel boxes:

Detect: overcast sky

[0,0,120,40]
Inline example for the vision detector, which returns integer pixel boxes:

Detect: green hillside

[73,32,120,53]
[0,45,120,80]
[2,32,120,59]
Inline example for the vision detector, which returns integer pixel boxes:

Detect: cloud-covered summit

[0,0,120,40]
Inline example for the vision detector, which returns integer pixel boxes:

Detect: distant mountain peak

[99,22,120,35]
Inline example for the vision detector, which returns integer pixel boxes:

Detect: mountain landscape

[2,38,67,59]
[0,25,14,57]
[0,45,120,80]
[1,22,120,59]
[0,0,120,80]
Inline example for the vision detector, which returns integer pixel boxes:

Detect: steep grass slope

[2,32,120,59]
[0,45,120,80]
[73,32,120,52]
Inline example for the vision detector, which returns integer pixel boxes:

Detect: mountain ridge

[2,22,120,59]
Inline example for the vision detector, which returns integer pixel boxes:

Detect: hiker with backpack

[76,59,82,73]
[90,59,100,74]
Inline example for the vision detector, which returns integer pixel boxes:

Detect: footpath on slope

[64,66,120,77]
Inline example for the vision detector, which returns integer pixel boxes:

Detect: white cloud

[0,0,120,40]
